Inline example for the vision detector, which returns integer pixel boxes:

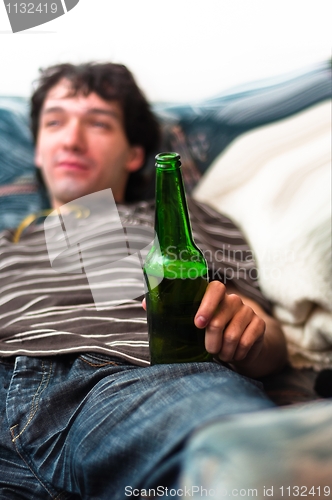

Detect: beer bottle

[144,152,211,364]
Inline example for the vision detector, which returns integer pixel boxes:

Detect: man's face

[35,79,144,208]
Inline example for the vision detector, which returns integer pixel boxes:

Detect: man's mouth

[56,160,90,171]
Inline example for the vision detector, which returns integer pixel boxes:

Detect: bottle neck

[155,162,194,252]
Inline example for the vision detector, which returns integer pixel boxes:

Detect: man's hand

[142,280,287,378]
[195,281,287,378]
[194,281,265,365]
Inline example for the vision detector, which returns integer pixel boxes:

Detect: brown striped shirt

[0,199,270,365]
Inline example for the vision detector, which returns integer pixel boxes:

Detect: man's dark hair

[30,62,161,201]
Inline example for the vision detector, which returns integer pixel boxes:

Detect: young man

[0,63,286,499]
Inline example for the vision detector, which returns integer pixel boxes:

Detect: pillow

[194,100,332,370]
[0,97,45,231]
[155,60,332,185]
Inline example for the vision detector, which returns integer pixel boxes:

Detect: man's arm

[194,281,287,379]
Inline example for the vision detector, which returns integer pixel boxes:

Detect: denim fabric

[180,401,332,498]
[0,355,274,499]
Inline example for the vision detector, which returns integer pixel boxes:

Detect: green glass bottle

[144,152,211,364]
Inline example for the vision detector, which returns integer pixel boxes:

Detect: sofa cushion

[0,97,47,231]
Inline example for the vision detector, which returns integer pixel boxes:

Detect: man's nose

[62,120,87,152]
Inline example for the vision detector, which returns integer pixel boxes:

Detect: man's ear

[126,146,145,173]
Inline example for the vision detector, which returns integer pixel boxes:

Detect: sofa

[1,60,331,405]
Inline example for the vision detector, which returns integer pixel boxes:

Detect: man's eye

[45,120,61,127]
[92,121,111,129]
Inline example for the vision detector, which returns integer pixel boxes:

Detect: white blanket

[194,101,332,369]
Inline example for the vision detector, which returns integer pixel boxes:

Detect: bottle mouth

[155,152,181,167]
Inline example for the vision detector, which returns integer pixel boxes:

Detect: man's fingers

[197,287,266,364]
[194,281,227,328]
[145,278,265,366]
[204,300,252,358]
[233,316,265,361]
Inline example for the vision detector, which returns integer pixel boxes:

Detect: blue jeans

[180,401,332,497]
[0,354,273,499]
